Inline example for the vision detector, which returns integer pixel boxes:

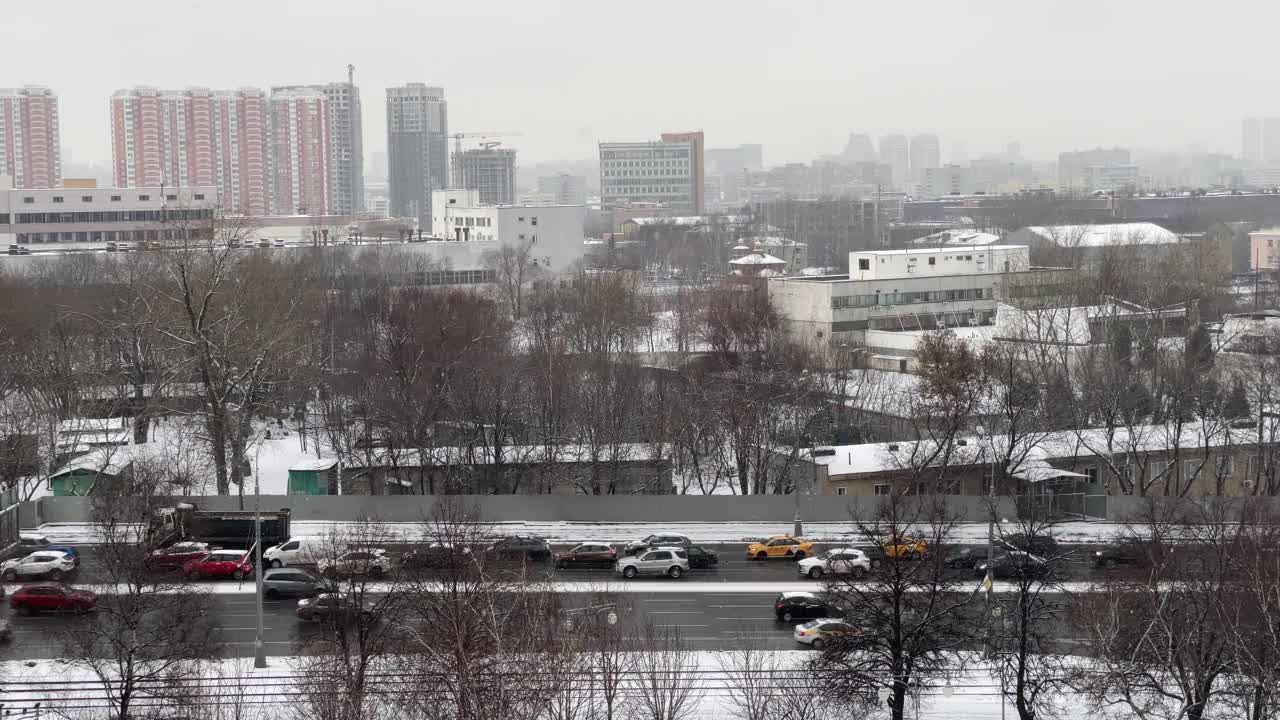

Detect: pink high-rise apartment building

[267,87,331,216]
[0,86,61,188]
[111,87,270,216]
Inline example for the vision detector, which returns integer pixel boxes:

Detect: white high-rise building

[909,133,941,181]
[878,134,909,190]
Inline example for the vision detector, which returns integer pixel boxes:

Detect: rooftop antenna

[347,64,354,86]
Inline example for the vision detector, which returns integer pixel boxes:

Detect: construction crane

[450,131,521,188]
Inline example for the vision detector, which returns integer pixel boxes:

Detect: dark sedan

[295,593,374,624]
[486,536,552,562]
[684,545,720,569]
[977,551,1053,580]
[1094,541,1148,569]
[555,543,617,569]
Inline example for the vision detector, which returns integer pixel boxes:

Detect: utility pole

[253,433,267,669]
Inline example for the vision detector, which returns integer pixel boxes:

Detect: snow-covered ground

[28,518,1128,546]
[0,652,1105,720]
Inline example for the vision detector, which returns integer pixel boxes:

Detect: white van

[263,537,324,568]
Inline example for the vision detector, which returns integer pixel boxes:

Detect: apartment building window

[166,194,177,201]
[110,195,121,202]
[1083,466,1100,485]
[52,196,63,203]
[874,483,892,496]
[81,196,93,203]
[138,195,150,201]
[531,217,538,226]
[1216,456,1233,477]
[1149,460,1171,487]
[835,487,847,496]
[22,197,33,204]
[1184,459,1203,482]
[194,194,204,200]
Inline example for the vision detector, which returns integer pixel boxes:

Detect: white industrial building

[768,244,1072,352]
[598,140,695,210]
[429,189,585,272]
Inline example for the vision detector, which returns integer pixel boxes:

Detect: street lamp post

[253,432,266,669]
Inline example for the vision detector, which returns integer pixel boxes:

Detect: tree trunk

[208,408,229,495]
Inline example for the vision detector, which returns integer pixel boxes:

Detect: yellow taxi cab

[881,534,928,559]
[747,535,815,561]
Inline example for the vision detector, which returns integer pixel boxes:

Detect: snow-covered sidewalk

[27,518,1126,546]
[0,652,1100,720]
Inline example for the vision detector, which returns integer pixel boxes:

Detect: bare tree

[629,622,703,720]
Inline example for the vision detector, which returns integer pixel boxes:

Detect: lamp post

[253,430,266,669]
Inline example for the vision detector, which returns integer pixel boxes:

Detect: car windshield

[799,620,820,629]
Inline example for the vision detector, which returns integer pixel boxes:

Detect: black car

[486,536,552,562]
[401,544,476,573]
[977,551,1052,580]
[624,534,693,556]
[684,545,719,569]
[295,593,375,624]
[1000,533,1059,558]
[774,591,832,623]
[1093,541,1148,569]
[942,545,986,570]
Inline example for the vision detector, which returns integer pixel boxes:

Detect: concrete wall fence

[26,493,1280,529]
[24,494,1023,528]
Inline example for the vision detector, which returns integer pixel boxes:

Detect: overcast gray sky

[8,0,1271,168]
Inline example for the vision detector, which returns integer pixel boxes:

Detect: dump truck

[148,503,291,550]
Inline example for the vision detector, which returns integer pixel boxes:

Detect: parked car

[793,618,860,649]
[9,583,96,614]
[624,534,692,556]
[1000,533,1059,558]
[4,533,52,560]
[486,536,553,562]
[317,549,392,578]
[263,537,323,568]
[400,544,475,573]
[295,593,374,624]
[747,536,815,561]
[684,545,720,569]
[183,550,255,580]
[262,568,335,599]
[1094,541,1148,569]
[615,547,689,579]
[774,591,832,622]
[976,551,1052,580]
[797,548,871,579]
[1,551,78,581]
[145,542,213,571]
[555,543,618,569]
[0,619,10,643]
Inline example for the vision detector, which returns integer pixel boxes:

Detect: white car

[793,618,861,649]
[316,549,392,578]
[615,547,690,579]
[1,551,77,581]
[797,548,872,579]
[263,537,323,568]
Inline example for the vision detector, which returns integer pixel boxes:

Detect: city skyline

[5,0,1275,170]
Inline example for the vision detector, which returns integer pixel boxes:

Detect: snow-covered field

[0,652,1100,720]
[28,518,1128,546]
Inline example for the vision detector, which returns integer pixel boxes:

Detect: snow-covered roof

[353,443,669,469]
[802,420,1275,480]
[729,252,786,266]
[49,449,133,478]
[290,459,339,472]
[756,269,785,277]
[1021,222,1181,247]
[58,417,128,435]
[913,229,1001,246]
[630,215,748,227]
[993,302,1134,346]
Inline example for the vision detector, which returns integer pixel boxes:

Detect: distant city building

[599,138,696,211]
[705,144,762,207]
[660,131,705,212]
[1243,118,1264,165]
[909,134,941,181]
[267,87,331,215]
[536,173,587,205]
[272,76,364,216]
[921,165,970,198]
[459,146,516,205]
[110,87,270,215]
[428,188,585,271]
[1057,148,1132,194]
[843,134,876,164]
[0,87,60,189]
[386,84,448,229]
[878,134,909,190]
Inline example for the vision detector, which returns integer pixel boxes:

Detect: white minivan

[263,537,323,568]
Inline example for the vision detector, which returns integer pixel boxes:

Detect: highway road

[0,587,1087,661]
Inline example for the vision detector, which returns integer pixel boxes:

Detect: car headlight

[1095,551,1103,556]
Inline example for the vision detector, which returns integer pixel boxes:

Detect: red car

[9,583,97,614]
[183,550,254,580]
[145,542,212,571]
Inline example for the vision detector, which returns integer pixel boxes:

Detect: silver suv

[615,547,690,579]
[262,568,335,599]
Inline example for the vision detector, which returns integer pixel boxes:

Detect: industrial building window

[858,258,870,270]
[166,194,177,201]
[110,195,121,202]
[531,217,538,226]
[928,257,936,265]
[138,195,150,201]
[835,487,846,496]
[194,194,204,200]
[52,196,63,203]
[81,196,93,203]
[873,484,892,496]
